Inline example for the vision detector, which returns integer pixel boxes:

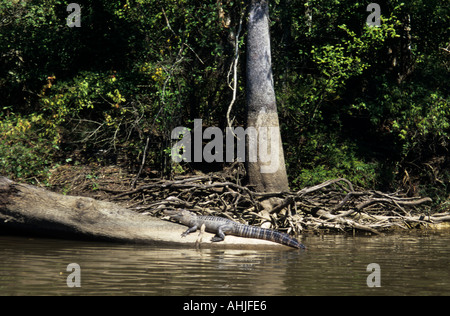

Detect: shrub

[0,113,57,183]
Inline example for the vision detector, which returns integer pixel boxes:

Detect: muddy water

[0,233,449,296]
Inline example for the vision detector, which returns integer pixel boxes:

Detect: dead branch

[99,166,444,236]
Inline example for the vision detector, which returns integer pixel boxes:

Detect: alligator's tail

[235,224,306,250]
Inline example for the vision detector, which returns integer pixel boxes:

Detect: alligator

[165,209,305,250]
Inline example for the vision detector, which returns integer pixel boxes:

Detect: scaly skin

[165,209,305,250]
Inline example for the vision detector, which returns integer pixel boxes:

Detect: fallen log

[0,177,290,249]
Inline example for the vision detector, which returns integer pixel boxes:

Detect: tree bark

[246,0,290,193]
[0,177,169,243]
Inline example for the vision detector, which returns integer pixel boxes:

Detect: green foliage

[391,89,450,156]
[0,113,56,182]
[273,0,449,197]
[0,0,449,204]
[289,133,379,189]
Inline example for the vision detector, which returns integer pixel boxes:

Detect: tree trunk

[246,0,290,193]
[0,177,170,243]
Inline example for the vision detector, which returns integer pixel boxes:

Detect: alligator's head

[164,208,193,224]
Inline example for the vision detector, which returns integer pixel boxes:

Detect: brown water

[0,233,449,296]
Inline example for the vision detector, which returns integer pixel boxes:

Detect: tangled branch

[101,164,448,236]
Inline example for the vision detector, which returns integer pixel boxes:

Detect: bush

[0,113,57,183]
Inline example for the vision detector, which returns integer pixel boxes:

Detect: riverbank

[44,163,450,236]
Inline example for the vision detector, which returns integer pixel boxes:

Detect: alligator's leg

[211,230,225,242]
[181,225,198,237]
[211,225,232,242]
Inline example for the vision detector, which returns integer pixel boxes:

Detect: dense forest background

[0,0,449,208]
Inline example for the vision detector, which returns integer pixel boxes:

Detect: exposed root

[100,166,447,236]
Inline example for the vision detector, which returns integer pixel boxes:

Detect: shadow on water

[1,233,449,295]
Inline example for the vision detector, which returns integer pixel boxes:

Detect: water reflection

[0,234,449,295]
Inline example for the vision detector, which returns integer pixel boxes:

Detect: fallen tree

[0,176,173,243]
[0,176,294,248]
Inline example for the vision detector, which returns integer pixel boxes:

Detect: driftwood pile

[101,167,449,236]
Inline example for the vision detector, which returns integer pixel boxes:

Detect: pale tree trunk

[0,177,285,248]
[246,0,290,193]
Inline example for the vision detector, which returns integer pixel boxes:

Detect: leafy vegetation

[0,0,449,206]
